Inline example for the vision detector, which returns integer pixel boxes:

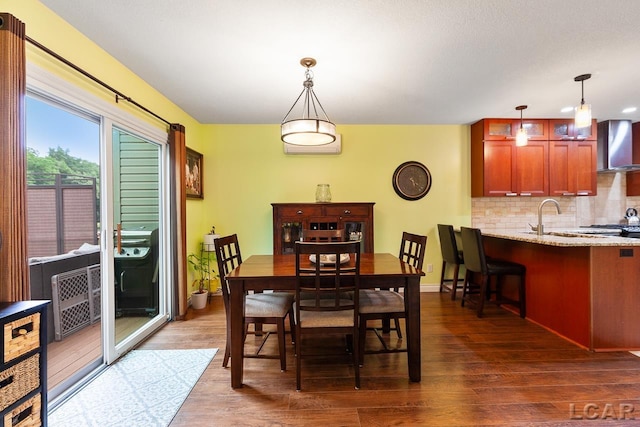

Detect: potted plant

[187,249,217,309]
[202,226,219,250]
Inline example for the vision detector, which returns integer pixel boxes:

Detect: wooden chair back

[399,231,427,271]
[213,234,243,312]
[303,229,345,243]
[295,241,360,312]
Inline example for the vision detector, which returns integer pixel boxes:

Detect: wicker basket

[0,354,40,411]
[3,314,40,363]
[3,393,41,427]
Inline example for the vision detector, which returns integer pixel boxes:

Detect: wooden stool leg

[450,264,460,300]
[439,260,447,292]
[477,274,489,317]
[461,269,472,307]
[394,317,402,339]
[277,319,286,371]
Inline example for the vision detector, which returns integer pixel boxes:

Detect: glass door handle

[116,223,122,254]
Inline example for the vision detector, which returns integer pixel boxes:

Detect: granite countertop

[482,228,640,247]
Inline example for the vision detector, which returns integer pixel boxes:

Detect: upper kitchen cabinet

[626,122,640,196]
[471,120,548,197]
[549,118,597,140]
[472,118,597,197]
[549,139,597,196]
[481,118,548,141]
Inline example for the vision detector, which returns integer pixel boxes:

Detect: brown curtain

[0,13,29,302]
[169,124,188,318]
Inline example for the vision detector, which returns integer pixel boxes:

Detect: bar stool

[460,227,526,318]
[437,224,464,300]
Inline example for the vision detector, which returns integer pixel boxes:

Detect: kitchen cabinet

[472,118,597,197]
[483,234,640,351]
[471,120,548,197]
[549,139,597,196]
[549,118,597,141]
[628,122,640,196]
[627,170,640,196]
[272,202,374,254]
[0,301,49,427]
[480,118,548,141]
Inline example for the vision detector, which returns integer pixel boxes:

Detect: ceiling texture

[39,0,640,126]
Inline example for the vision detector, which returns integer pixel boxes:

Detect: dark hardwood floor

[137,292,640,426]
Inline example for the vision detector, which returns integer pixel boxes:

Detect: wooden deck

[47,316,151,389]
[128,292,640,426]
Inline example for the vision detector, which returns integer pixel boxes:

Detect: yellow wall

[3,1,473,286]
[192,124,472,284]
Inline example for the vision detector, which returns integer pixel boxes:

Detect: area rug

[49,348,217,427]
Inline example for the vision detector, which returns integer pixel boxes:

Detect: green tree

[27,146,99,184]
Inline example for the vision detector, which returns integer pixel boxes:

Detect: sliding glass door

[101,120,170,365]
[26,68,173,402]
[107,126,167,357]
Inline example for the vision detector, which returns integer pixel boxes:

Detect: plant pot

[203,233,220,251]
[191,290,208,309]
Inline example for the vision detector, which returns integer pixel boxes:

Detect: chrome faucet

[532,198,561,236]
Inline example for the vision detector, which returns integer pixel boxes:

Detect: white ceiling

[40,0,640,125]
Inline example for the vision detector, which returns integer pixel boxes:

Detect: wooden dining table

[225,252,424,388]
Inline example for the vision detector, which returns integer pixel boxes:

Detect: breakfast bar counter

[480,230,640,351]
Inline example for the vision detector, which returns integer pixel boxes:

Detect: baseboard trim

[421,283,441,293]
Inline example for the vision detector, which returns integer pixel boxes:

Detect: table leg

[405,276,421,382]
[230,280,245,388]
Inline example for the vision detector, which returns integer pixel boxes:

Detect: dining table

[224,252,424,388]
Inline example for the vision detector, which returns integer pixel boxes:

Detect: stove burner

[588,224,640,238]
[621,227,640,238]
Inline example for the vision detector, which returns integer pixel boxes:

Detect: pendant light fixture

[281,57,336,146]
[515,105,528,147]
[574,73,592,128]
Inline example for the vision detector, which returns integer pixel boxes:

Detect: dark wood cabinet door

[574,140,597,196]
[483,141,517,196]
[515,140,549,196]
[549,140,596,196]
[549,118,597,140]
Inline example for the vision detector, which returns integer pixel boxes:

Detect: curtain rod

[26,36,172,126]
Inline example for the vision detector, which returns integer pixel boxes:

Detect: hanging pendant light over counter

[574,73,592,128]
[281,57,336,146]
[515,105,528,147]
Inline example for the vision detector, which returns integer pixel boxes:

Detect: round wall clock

[392,161,432,200]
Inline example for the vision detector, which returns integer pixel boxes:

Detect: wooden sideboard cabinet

[272,202,374,254]
[1,301,49,427]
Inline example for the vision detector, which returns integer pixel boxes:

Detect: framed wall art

[186,147,203,199]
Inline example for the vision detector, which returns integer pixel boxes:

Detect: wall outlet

[426,263,433,273]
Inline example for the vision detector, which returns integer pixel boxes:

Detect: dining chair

[459,226,526,318]
[358,231,426,365]
[294,240,361,391]
[303,228,345,243]
[437,224,465,300]
[214,234,295,370]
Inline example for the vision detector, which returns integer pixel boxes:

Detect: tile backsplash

[472,172,640,232]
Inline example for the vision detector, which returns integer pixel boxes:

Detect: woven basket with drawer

[3,393,41,427]
[0,354,40,412]
[3,313,40,363]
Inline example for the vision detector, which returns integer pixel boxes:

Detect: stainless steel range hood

[597,120,638,171]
